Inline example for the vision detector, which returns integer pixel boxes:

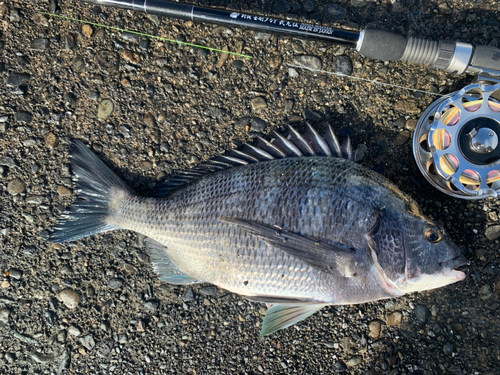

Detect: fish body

[51,125,468,335]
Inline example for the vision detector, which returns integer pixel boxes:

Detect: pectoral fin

[220,217,357,277]
[144,238,201,285]
[261,304,327,336]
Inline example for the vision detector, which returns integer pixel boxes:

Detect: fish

[50,124,468,336]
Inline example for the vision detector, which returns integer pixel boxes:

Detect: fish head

[370,210,468,295]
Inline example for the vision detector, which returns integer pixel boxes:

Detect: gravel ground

[1,0,499,374]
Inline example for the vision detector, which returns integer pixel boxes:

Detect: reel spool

[414,78,500,199]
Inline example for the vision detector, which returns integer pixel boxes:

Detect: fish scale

[51,128,467,336]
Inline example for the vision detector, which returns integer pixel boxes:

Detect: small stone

[335,55,353,75]
[183,287,195,302]
[394,130,410,146]
[95,50,119,71]
[144,112,156,127]
[57,288,81,309]
[406,119,418,130]
[121,77,131,86]
[251,97,267,111]
[304,108,323,122]
[333,360,347,371]
[238,314,246,322]
[294,55,322,70]
[269,56,282,69]
[58,186,72,196]
[395,100,420,114]
[479,284,493,300]
[254,32,272,41]
[63,92,77,107]
[68,326,81,336]
[58,348,71,374]
[45,132,59,148]
[144,300,159,311]
[15,111,33,124]
[1,281,11,288]
[122,51,141,64]
[485,225,500,240]
[82,24,93,37]
[414,304,430,324]
[8,268,23,279]
[64,35,76,49]
[0,307,11,324]
[368,320,381,339]
[31,352,55,364]
[97,99,114,120]
[0,156,17,168]
[7,178,26,195]
[345,356,362,367]
[325,3,346,20]
[31,38,50,51]
[79,334,95,350]
[273,0,291,13]
[137,319,146,332]
[108,278,124,289]
[443,342,454,355]
[288,68,299,78]
[216,46,229,68]
[386,311,402,327]
[250,117,267,131]
[7,73,31,87]
[33,13,49,26]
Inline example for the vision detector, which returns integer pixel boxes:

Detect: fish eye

[424,225,442,243]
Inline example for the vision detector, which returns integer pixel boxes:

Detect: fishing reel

[414,76,500,199]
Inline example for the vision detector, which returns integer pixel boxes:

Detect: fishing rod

[78,0,499,78]
[74,0,500,200]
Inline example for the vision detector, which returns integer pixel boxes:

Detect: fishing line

[287,64,452,98]
[39,11,253,58]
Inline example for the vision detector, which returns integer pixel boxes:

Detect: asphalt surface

[1,0,499,374]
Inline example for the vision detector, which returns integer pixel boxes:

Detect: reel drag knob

[414,78,500,199]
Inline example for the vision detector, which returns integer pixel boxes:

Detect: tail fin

[50,140,133,243]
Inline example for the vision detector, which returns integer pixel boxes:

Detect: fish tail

[50,140,133,243]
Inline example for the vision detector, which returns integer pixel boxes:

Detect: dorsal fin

[150,126,356,197]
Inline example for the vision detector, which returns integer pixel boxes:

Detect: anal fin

[144,238,201,285]
[261,304,327,336]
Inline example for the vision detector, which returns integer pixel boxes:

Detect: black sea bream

[51,124,468,335]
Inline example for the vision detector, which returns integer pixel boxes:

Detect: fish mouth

[439,255,470,270]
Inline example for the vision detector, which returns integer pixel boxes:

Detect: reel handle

[357,29,500,76]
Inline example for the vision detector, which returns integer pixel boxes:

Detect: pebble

[31,352,54,364]
[15,111,33,124]
[386,311,402,327]
[58,348,71,374]
[89,90,100,101]
[304,108,323,122]
[273,0,291,13]
[479,284,493,300]
[68,326,81,336]
[183,287,195,302]
[414,304,430,324]
[251,97,267,111]
[8,268,23,279]
[255,32,272,41]
[95,50,119,71]
[216,46,229,68]
[0,307,11,324]
[45,132,59,148]
[79,334,95,350]
[31,38,50,51]
[7,73,31,87]
[33,13,49,27]
[485,225,500,240]
[335,56,353,75]
[355,144,367,162]
[250,117,268,131]
[288,68,299,78]
[13,331,37,345]
[57,288,81,309]
[0,156,17,168]
[394,130,410,146]
[7,178,26,195]
[333,360,347,371]
[144,300,159,311]
[368,320,381,339]
[443,342,454,355]
[108,278,124,289]
[294,55,322,70]
[269,56,282,69]
[64,35,76,49]
[325,4,346,20]
[121,31,141,43]
[97,99,114,120]
[395,100,420,114]
[345,356,362,367]
[82,24,93,38]
[122,51,141,64]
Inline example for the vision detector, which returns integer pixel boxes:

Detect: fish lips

[439,255,470,270]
